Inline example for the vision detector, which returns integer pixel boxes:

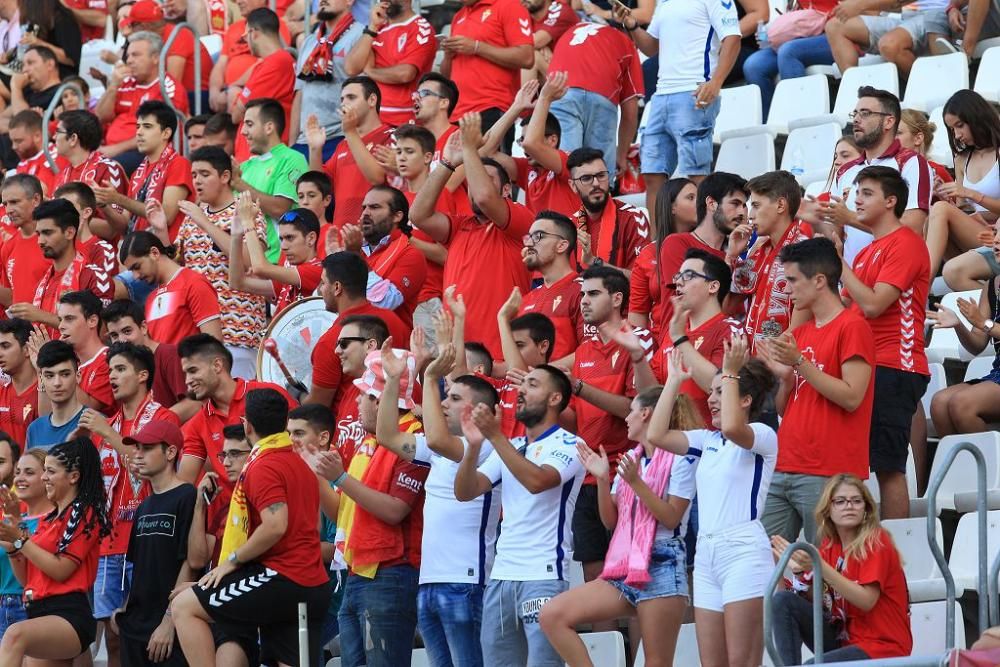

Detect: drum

[256,297,337,392]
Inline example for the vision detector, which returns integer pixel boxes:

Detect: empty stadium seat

[201,34,224,64]
[883,517,945,602]
[911,432,1000,517]
[923,362,947,439]
[926,290,983,363]
[927,106,955,168]
[714,84,763,143]
[805,53,886,79]
[965,356,996,382]
[974,36,1000,59]
[325,659,341,667]
[831,62,900,126]
[675,624,700,666]
[716,130,776,179]
[580,631,627,667]
[569,559,585,589]
[907,511,1000,602]
[910,600,965,656]
[780,121,842,185]
[902,53,970,112]
[765,75,831,135]
[410,648,430,666]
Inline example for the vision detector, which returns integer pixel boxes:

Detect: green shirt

[239,144,307,263]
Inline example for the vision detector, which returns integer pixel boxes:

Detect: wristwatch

[984,319,996,333]
[10,537,25,553]
[227,551,241,565]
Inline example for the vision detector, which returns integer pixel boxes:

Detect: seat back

[882,517,944,581]
[767,75,831,134]
[927,289,981,362]
[902,53,970,111]
[716,131,776,180]
[909,600,966,656]
[832,62,900,125]
[780,121,842,185]
[714,84,763,143]
[926,432,1000,511]
[581,631,627,667]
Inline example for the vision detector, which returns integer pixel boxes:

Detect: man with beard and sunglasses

[344,0,437,126]
[568,147,650,278]
[658,171,747,326]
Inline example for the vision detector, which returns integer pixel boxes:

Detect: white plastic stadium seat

[965,356,996,382]
[579,631,627,667]
[410,648,431,666]
[201,34,224,64]
[831,62,900,126]
[974,36,1000,59]
[901,53,969,112]
[675,624,700,665]
[765,75,830,135]
[974,47,1000,102]
[922,362,946,439]
[882,517,945,602]
[911,432,1000,518]
[568,559,585,589]
[927,106,955,168]
[805,53,886,78]
[907,510,1000,601]
[910,600,965,656]
[715,130,775,179]
[780,121,842,185]
[325,659,341,667]
[926,290,982,363]
[714,84,763,143]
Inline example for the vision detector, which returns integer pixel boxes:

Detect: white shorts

[693,520,775,612]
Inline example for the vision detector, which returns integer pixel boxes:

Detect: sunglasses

[337,336,368,350]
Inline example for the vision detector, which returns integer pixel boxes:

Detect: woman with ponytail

[119,230,223,345]
[0,437,110,666]
[540,388,703,667]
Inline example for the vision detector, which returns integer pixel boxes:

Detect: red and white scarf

[103,395,160,514]
[32,253,87,309]
[129,143,182,233]
[298,13,355,82]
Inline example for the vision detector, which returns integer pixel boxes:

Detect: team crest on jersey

[552,295,562,312]
[694,336,704,350]
[611,349,621,368]
[22,404,32,422]
[398,34,407,50]
[481,9,492,21]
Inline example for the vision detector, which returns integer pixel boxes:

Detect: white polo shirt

[412,435,501,586]
[685,423,778,535]
[478,425,584,582]
[647,0,741,95]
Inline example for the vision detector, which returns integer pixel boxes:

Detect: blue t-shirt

[25,408,84,450]
[0,514,42,594]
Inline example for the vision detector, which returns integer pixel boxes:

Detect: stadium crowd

[0,0,997,664]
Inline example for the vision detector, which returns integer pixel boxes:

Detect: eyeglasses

[414,89,445,100]
[216,449,252,463]
[523,230,567,246]
[831,496,866,509]
[672,269,713,284]
[848,109,892,121]
[53,128,68,136]
[571,171,609,185]
[337,336,368,350]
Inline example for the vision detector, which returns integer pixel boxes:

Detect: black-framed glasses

[672,269,713,284]
[523,230,567,246]
[53,128,68,136]
[848,109,891,121]
[571,171,609,185]
[414,88,445,100]
[337,336,368,350]
[217,449,252,463]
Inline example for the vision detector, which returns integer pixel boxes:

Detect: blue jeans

[550,88,619,179]
[337,565,419,667]
[418,583,484,667]
[0,593,26,641]
[742,36,834,118]
[93,554,133,620]
[640,92,719,177]
[771,590,871,665]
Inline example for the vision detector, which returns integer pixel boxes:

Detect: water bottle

[756,20,769,49]
[789,145,805,178]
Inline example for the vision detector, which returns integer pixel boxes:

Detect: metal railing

[159,21,203,153]
[41,81,86,174]
[764,541,826,665]
[925,441,990,642]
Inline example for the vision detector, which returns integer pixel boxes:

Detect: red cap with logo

[123,0,165,26]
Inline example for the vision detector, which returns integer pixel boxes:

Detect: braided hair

[46,437,111,554]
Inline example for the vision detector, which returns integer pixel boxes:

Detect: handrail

[41,82,86,174]
[925,441,989,642]
[764,541,826,665]
[159,21,203,147]
[990,539,1000,626]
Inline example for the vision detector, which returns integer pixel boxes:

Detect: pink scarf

[600,446,674,587]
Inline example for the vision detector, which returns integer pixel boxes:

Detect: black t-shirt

[118,483,197,640]
[44,8,83,79]
[25,84,60,111]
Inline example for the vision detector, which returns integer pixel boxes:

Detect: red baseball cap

[122,420,183,450]
[123,0,165,26]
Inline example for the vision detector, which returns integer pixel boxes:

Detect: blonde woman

[898,109,953,188]
[540,388,703,667]
[770,474,911,665]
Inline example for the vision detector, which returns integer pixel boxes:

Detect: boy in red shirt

[171,388,331,667]
[53,183,118,280]
[0,318,38,445]
[57,291,115,415]
[759,237,876,542]
[840,166,930,519]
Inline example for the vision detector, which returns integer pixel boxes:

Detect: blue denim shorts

[640,92,720,177]
[92,554,133,620]
[0,593,26,640]
[608,537,688,606]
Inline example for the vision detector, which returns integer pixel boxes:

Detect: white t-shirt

[647,0,741,95]
[685,423,778,535]
[835,141,934,264]
[611,449,701,541]
[412,435,502,586]
[478,425,584,582]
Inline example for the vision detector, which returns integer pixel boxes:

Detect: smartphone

[201,476,217,506]
[612,0,630,11]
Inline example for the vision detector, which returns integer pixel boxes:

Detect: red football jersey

[221,18,293,85]
[847,226,929,375]
[162,23,213,92]
[55,152,129,227]
[127,152,195,243]
[443,201,534,359]
[233,49,296,162]
[78,346,114,415]
[16,150,69,196]
[575,199,649,272]
[548,23,644,105]
[64,0,108,42]
[404,186,454,304]
[519,271,586,361]
[657,232,726,326]
[26,506,101,600]
[34,261,115,322]
[628,244,668,344]
[371,16,437,125]
[144,268,221,345]
[532,1,578,45]
[0,377,37,446]
[77,235,118,280]
[514,152,580,218]
[448,0,534,116]
[323,124,395,229]
[0,233,50,305]
[105,76,189,146]
[778,309,875,479]
[272,257,323,313]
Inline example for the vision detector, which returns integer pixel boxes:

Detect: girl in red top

[770,473,912,664]
[629,178,697,342]
[0,437,110,665]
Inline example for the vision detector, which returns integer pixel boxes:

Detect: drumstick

[264,338,309,394]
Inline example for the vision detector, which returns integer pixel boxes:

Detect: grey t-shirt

[293,23,365,145]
